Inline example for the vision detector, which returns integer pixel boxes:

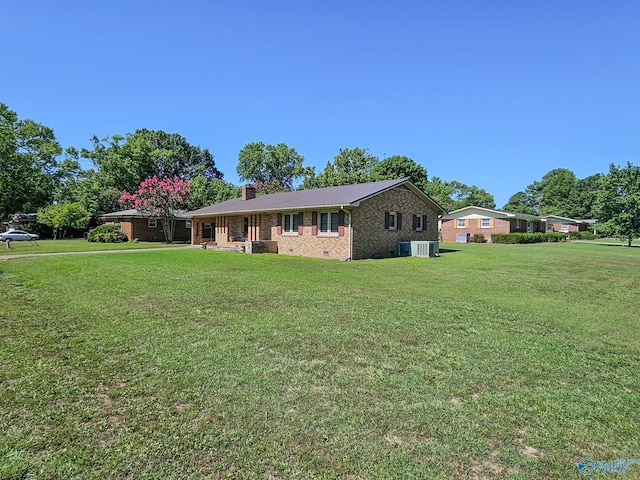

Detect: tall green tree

[502,191,537,214]
[573,174,602,219]
[236,142,306,190]
[37,202,91,239]
[423,177,495,212]
[371,155,428,192]
[536,168,579,217]
[81,129,222,194]
[424,176,456,212]
[594,162,640,246]
[189,176,241,209]
[301,147,379,189]
[0,103,62,219]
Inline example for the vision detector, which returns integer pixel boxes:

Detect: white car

[0,229,39,241]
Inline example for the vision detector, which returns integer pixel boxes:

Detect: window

[283,213,299,234]
[244,217,249,235]
[148,218,157,228]
[203,222,211,229]
[388,212,397,230]
[319,211,339,234]
[415,215,424,231]
[481,218,491,228]
[185,220,192,229]
[457,219,466,228]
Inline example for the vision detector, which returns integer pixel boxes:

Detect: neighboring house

[100,209,192,242]
[542,215,589,233]
[3,213,37,231]
[187,179,445,260]
[441,206,545,243]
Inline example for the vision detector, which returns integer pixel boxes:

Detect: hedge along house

[100,209,192,242]
[441,206,545,243]
[187,179,446,260]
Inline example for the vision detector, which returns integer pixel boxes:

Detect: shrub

[569,231,597,240]
[472,233,486,243]
[491,233,552,244]
[545,232,567,243]
[87,225,128,243]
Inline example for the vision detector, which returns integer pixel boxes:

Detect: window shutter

[423,215,427,230]
[338,210,345,236]
[412,214,417,230]
[276,213,282,235]
[490,218,494,228]
[298,212,304,235]
[311,212,318,235]
[384,211,390,229]
[397,212,402,230]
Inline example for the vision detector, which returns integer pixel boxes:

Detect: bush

[87,225,128,243]
[491,233,557,244]
[472,233,486,243]
[545,232,567,243]
[568,231,597,240]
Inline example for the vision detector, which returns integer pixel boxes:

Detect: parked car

[0,229,39,241]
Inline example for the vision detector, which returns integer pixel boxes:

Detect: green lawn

[1,243,639,479]
[0,238,190,256]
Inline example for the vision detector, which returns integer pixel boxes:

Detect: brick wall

[271,211,351,260]
[352,186,440,259]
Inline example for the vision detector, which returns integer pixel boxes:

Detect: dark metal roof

[188,179,446,216]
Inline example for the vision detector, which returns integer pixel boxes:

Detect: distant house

[441,206,545,243]
[187,179,446,260]
[100,209,191,242]
[542,215,589,233]
[3,213,37,231]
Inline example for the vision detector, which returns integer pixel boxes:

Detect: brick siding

[352,186,440,259]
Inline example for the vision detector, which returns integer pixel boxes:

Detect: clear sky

[2,0,639,207]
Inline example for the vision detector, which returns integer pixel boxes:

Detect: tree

[189,176,241,209]
[537,168,579,217]
[371,155,428,192]
[37,202,91,239]
[81,129,222,194]
[120,176,191,243]
[502,191,537,214]
[423,177,495,211]
[594,162,640,247]
[574,174,603,219]
[424,176,456,212]
[1,103,62,220]
[301,147,379,188]
[236,142,306,190]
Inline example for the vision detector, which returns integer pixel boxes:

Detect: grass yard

[1,243,639,479]
[0,238,190,256]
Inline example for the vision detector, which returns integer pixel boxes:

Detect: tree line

[2,102,639,244]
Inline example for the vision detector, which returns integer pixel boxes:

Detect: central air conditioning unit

[410,241,439,258]
[397,241,411,257]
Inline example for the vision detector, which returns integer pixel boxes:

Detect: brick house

[542,215,589,233]
[100,209,192,242]
[187,179,445,260]
[441,206,545,243]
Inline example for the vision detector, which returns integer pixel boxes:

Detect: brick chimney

[242,185,256,200]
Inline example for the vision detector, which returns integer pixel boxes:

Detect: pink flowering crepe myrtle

[120,176,191,242]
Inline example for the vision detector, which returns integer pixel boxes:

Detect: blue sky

[3,0,639,207]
